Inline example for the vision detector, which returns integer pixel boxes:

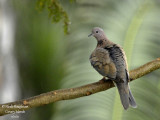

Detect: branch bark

[0,58,160,116]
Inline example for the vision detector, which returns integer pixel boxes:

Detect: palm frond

[53,0,160,120]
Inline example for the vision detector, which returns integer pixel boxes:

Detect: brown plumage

[89,27,137,110]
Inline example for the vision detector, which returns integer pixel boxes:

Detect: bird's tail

[115,82,137,110]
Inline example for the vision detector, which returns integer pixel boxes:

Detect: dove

[89,27,137,110]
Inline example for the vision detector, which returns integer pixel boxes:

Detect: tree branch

[0,58,160,116]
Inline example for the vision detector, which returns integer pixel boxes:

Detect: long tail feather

[115,82,129,110]
[129,88,137,108]
[115,82,137,110]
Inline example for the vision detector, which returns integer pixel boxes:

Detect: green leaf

[37,0,70,34]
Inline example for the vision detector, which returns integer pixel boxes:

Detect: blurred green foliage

[37,0,71,34]
[10,0,160,120]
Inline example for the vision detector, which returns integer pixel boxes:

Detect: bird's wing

[104,44,129,82]
[90,48,110,65]
[90,48,116,78]
[90,48,110,69]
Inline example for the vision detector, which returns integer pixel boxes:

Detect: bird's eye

[96,31,98,33]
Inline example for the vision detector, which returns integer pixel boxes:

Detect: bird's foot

[99,77,107,83]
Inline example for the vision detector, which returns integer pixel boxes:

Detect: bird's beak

[88,33,93,37]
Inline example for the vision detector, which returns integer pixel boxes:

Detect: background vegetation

[1,0,160,119]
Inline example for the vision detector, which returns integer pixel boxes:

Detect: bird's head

[88,27,106,40]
